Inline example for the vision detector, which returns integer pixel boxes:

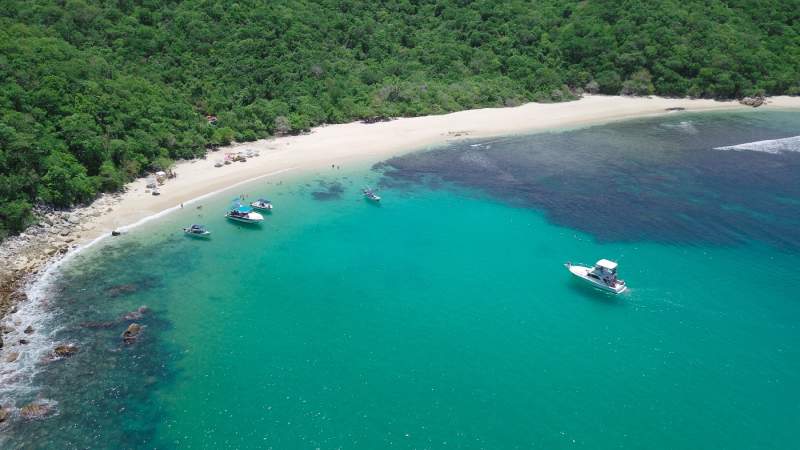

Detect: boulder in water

[19,401,55,420]
[5,351,19,363]
[53,343,79,358]
[0,407,9,423]
[122,323,142,344]
[24,325,34,334]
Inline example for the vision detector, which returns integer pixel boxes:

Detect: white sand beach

[71,94,800,244]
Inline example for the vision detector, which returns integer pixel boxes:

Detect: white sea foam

[0,253,71,401]
[0,167,295,403]
[661,120,698,134]
[714,136,800,154]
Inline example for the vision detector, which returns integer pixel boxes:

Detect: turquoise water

[3,111,800,449]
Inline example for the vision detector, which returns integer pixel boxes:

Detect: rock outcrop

[122,323,142,344]
[739,95,765,107]
[1,193,124,320]
[19,401,55,420]
[53,343,79,358]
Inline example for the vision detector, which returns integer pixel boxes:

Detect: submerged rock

[79,306,149,329]
[18,339,29,345]
[122,305,149,321]
[80,320,117,329]
[106,283,138,297]
[122,323,142,345]
[5,351,19,363]
[24,325,34,334]
[53,343,79,358]
[19,401,55,420]
[0,407,8,423]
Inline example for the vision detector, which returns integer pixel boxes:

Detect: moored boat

[362,188,381,202]
[250,198,273,211]
[225,205,264,223]
[183,224,211,238]
[565,259,627,294]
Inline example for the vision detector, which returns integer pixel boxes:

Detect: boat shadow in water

[566,279,626,305]
[226,221,264,231]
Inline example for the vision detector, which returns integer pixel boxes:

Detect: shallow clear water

[2,111,799,449]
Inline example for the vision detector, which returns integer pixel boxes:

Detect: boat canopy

[235,205,253,213]
[256,198,271,203]
[596,259,618,270]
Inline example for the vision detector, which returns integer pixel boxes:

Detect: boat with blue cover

[183,224,211,238]
[250,198,273,212]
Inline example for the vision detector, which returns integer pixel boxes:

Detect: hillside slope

[1,0,798,235]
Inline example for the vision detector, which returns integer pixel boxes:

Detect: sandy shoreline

[0,94,799,406]
[64,94,800,246]
[2,95,800,306]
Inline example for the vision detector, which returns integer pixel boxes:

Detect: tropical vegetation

[1,0,798,236]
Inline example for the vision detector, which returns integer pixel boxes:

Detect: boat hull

[183,231,211,238]
[225,212,264,223]
[250,204,273,212]
[566,264,627,294]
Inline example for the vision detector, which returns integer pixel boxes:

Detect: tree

[621,69,655,96]
[39,151,96,207]
[0,199,32,238]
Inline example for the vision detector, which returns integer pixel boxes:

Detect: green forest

[1,0,799,237]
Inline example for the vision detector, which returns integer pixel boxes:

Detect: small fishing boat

[362,188,381,202]
[565,259,627,294]
[225,205,264,223]
[250,198,273,211]
[183,224,211,238]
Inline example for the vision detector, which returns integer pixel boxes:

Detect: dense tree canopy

[1,0,798,237]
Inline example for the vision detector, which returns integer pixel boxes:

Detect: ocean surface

[2,110,799,449]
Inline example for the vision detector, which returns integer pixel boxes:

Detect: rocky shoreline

[0,194,124,329]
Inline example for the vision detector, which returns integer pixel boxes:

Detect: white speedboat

[362,188,381,202]
[183,224,211,238]
[565,259,627,294]
[250,198,273,212]
[225,206,264,224]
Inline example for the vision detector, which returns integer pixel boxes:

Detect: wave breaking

[714,135,800,154]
